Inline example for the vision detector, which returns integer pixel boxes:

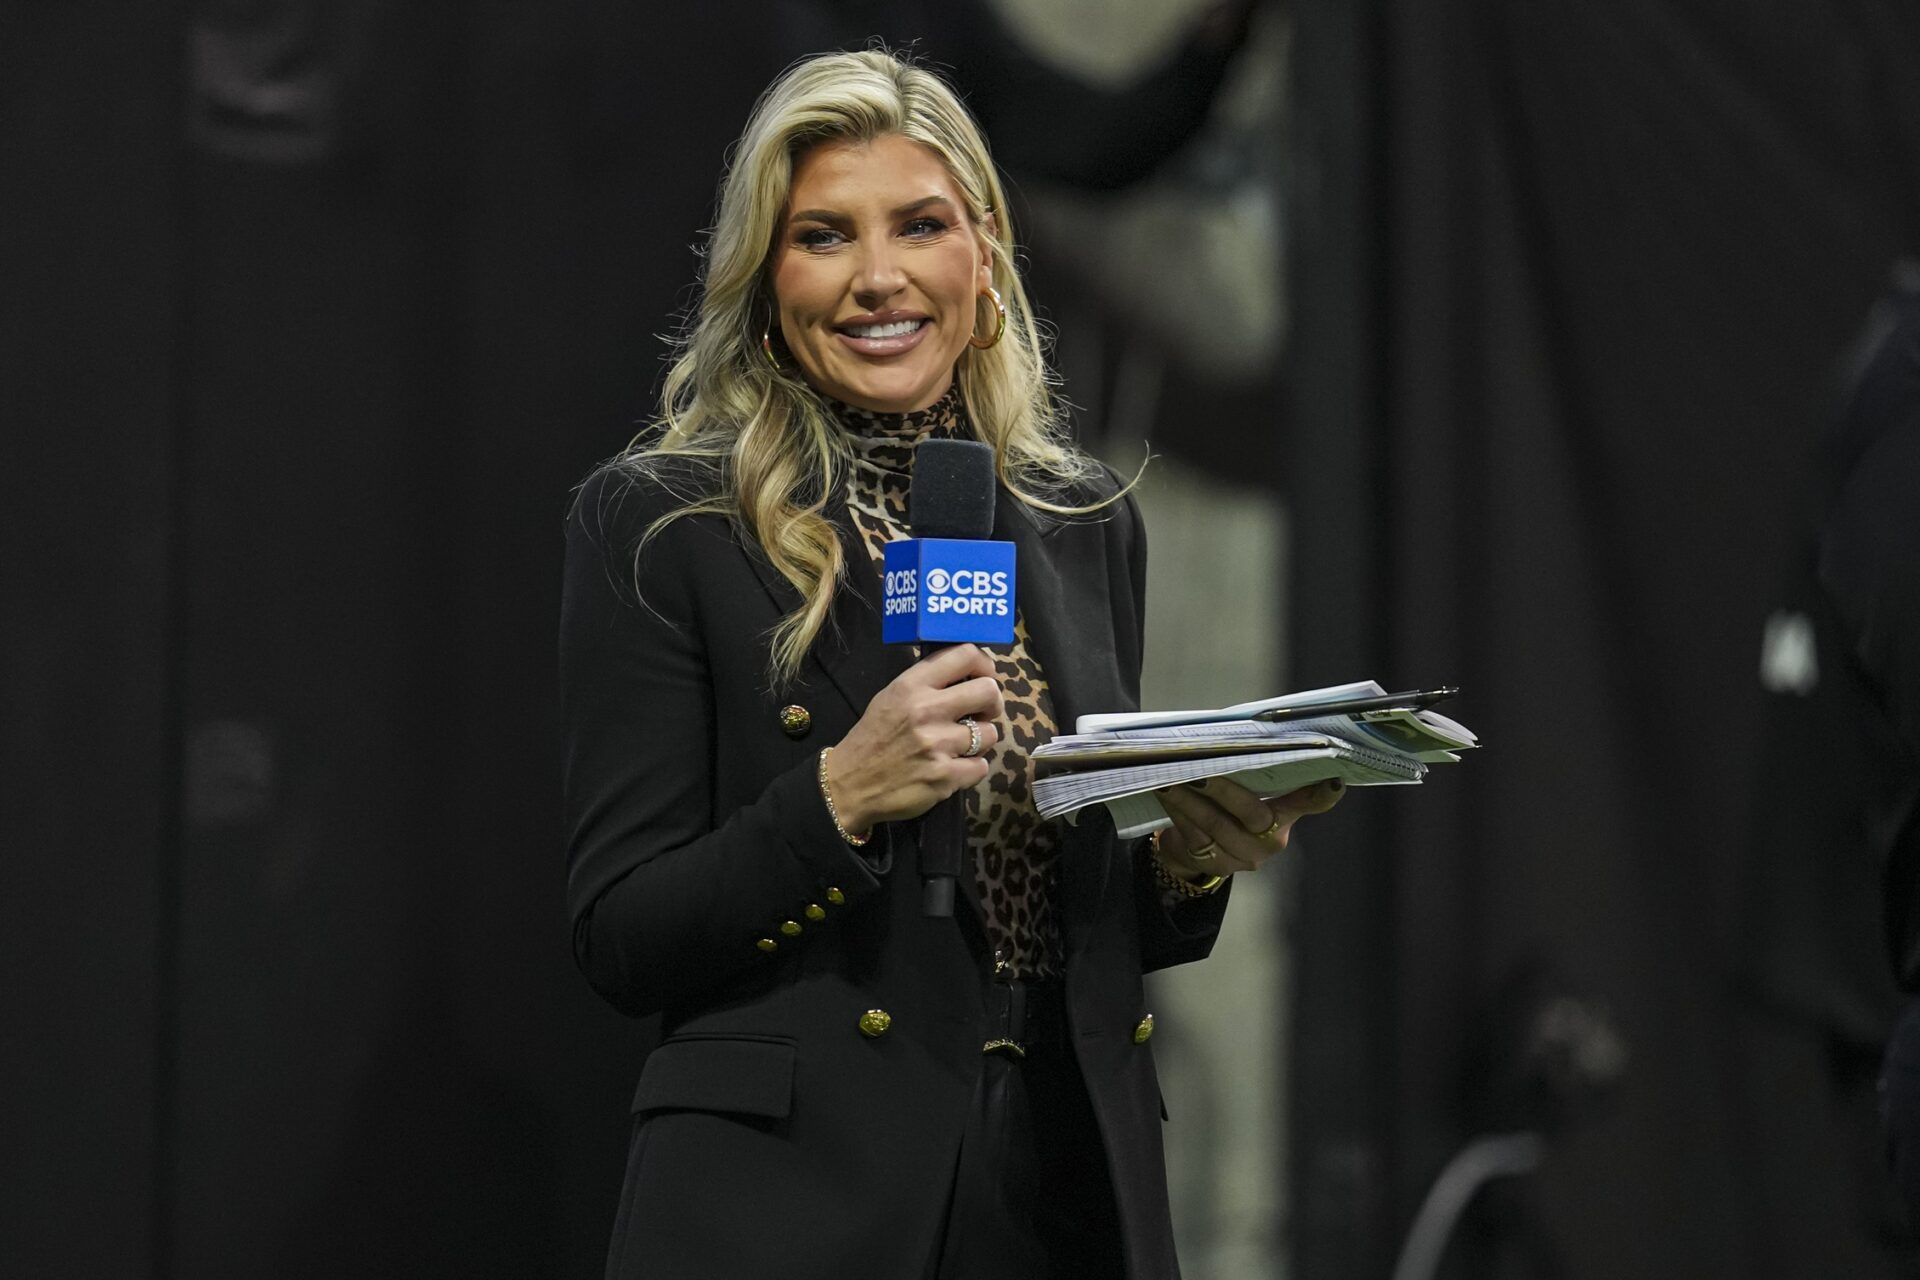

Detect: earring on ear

[761,318,782,371]
[968,286,1007,351]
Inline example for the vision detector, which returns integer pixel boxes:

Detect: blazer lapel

[737,501,913,720]
[994,496,1130,955]
[993,496,1128,769]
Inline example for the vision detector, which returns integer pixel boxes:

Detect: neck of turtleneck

[830,387,969,478]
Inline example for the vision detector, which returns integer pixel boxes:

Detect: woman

[561,49,1340,1279]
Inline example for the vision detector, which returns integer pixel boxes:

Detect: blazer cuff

[1138,838,1230,937]
[764,751,895,904]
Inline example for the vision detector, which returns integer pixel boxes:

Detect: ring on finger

[959,716,983,759]
[1190,840,1220,863]
[1252,815,1282,841]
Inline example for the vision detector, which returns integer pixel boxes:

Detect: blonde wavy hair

[613,48,1118,688]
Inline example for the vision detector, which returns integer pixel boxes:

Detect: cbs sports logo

[882,566,1013,617]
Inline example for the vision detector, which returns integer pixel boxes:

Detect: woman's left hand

[1152,776,1346,881]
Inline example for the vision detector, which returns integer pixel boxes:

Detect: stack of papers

[1032,680,1478,838]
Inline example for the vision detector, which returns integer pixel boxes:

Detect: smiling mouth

[838,318,926,339]
[834,317,930,355]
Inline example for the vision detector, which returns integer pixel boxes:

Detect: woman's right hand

[824,644,1005,835]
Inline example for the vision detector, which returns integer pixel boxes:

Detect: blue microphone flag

[881,538,1018,645]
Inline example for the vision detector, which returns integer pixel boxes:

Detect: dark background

[4,2,1918,1276]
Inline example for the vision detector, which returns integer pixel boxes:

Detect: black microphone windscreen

[909,439,997,539]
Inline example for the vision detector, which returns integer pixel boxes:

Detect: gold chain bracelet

[817,747,871,847]
[1148,832,1225,898]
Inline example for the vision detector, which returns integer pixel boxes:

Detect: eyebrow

[787,195,958,225]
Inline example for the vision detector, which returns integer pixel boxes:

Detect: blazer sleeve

[1105,477,1233,972]
[560,466,891,1018]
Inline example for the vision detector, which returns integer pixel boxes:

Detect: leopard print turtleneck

[834,388,1064,981]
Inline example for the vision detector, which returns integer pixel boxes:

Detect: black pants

[932,979,1127,1280]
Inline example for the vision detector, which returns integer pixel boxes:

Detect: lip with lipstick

[834,310,931,356]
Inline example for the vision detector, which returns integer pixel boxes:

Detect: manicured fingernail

[1326,778,1343,792]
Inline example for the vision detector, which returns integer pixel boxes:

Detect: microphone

[889,439,1017,917]
[883,440,1017,646]
[909,438,997,538]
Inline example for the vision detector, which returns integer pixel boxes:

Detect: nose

[851,236,907,309]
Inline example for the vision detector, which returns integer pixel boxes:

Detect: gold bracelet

[1148,838,1225,898]
[817,747,871,847]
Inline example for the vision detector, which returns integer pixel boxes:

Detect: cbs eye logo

[925,568,952,593]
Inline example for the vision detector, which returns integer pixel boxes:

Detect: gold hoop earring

[967,287,1007,350]
[761,323,781,371]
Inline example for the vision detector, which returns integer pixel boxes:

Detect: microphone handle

[919,639,966,918]
[920,797,963,918]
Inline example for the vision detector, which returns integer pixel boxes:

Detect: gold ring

[1190,841,1219,862]
[1253,816,1282,840]
[960,716,983,758]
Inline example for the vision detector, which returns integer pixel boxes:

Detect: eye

[902,216,948,238]
[795,226,844,249]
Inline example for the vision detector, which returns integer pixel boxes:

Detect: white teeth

[845,319,923,339]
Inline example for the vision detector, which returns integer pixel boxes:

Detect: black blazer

[561,458,1230,1280]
